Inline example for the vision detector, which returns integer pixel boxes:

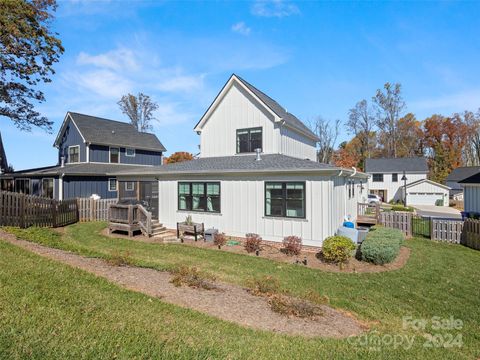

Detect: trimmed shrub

[244,233,262,253]
[322,236,356,263]
[213,232,227,248]
[391,205,414,212]
[269,294,324,318]
[360,226,404,265]
[247,275,281,296]
[282,236,302,256]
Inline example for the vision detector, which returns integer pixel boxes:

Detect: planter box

[177,222,205,241]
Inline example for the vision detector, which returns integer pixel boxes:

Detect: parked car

[368,194,382,205]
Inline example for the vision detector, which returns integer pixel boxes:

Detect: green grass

[1,222,480,359]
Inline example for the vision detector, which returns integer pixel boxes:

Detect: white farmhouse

[365,157,449,206]
[113,74,369,247]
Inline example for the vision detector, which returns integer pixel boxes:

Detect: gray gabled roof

[234,75,319,141]
[459,171,480,184]
[55,112,166,152]
[446,166,480,183]
[109,154,367,177]
[0,163,151,177]
[405,178,450,190]
[364,157,428,173]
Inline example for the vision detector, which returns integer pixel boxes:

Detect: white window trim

[68,145,80,163]
[125,181,135,191]
[41,178,55,198]
[109,147,120,164]
[108,178,117,192]
[125,148,136,157]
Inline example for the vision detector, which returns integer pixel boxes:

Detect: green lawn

[1,222,479,359]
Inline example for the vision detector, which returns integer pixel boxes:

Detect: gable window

[392,173,398,182]
[236,127,262,153]
[110,147,120,163]
[372,174,383,182]
[68,145,80,163]
[125,148,135,157]
[41,178,54,198]
[265,182,305,218]
[125,181,135,191]
[178,182,220,213]
[108,178,117,192]
[15,178,31,195]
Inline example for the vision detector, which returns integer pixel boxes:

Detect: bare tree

[309,117,340,164]
[347,99,376,160]
[117,93,158,132]
[460,110,480,166]
[372,83,406,158]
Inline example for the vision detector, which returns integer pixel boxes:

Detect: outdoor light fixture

[401,172,408,206]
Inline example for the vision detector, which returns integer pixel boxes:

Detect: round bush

[322,236,356,263]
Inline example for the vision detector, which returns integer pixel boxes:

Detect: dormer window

[110,147,120,163]
[68,145,80,163]
[236,127,262,153]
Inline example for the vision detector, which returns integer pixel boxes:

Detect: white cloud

[68,69,133,98]
[251,0,300,18]
[77,48,139,72]
[231,22,251,36]
[156,73,205,93]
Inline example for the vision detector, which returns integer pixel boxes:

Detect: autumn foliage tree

[423,115,472,183]
[0,0,64,131]
[165,152,194,164]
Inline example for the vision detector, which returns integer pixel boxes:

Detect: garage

[404,179,450,207]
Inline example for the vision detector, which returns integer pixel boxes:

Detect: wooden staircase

[151,220,169,237]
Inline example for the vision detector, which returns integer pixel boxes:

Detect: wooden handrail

[137,204,152,237]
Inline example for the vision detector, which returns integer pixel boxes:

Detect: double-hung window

[68,145,80,163]
[108,178,117,192]
[372,174,383,182]
[265,182,305,218]
[178,182,220,213]
[15,178,31,195]
[392,173,398,182]
[125,148,135,157]
[110,147,120,163]
[236,127,262,153]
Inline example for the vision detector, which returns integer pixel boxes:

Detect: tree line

[311,83,480,183]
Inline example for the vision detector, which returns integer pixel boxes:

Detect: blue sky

[2,0,480,169]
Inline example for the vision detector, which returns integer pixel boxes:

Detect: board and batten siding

[280,126,317,161]
[89,145,162,165]
[58,120,86,163]
[157,174,363,247]
[63,176,117,200]
[199,83,316,160]
[368,172,427,202]
[464,184,480,213]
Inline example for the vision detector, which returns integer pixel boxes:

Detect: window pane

[179,183,190,195]
[179,195,188,210]
[110,148,119,163]
[192,183,204,195]
[42,179,54,198]
[206,183,219,195]
[286,183,304,199]
[237,131,249,153]
[266,198,284,216]
[250,129,262,152]
[286,199,304,217]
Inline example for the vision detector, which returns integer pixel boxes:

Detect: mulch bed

[0,230,366,338]
[103,228,410,273]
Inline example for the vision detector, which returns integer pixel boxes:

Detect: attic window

[236,127,262,153]
[68,145,80,163]
[110,147,120,163]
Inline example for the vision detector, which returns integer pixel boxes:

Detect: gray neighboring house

[0,112,166,202]
[459,171,480,213]
[445,166,480,201]
[0,132,8,174]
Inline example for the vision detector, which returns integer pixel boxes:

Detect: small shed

[403,179,450,207]
[459,172,480,213]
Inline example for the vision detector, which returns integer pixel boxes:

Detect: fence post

[52,200,58,227]
[89,198,95,221]
[19,194,25,228]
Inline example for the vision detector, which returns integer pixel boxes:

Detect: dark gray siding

[63,176,117,199]
[90,144,110,162]
[58,120,86,164]
[89,144,162,165]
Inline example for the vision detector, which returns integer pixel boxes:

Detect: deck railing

[357,202,380,224]
[108,203,152,237]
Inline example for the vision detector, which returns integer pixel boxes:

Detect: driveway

[413,205,462,219]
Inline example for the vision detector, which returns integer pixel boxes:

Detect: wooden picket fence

[77,198,117,222]
[0,191,78,228]
[377,208,480,250]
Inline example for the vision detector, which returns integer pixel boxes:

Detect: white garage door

[407,192,444,206]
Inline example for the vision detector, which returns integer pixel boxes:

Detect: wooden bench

[177,222,205,241]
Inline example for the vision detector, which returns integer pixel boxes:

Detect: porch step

[151,228,168,235]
